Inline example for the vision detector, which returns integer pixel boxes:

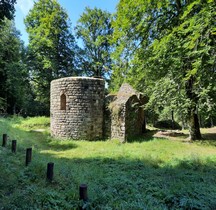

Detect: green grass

[0,117,216,209]
[13,116,50,130]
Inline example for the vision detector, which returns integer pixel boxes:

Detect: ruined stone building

[50,77,145,142]
[50,77,104,140]
[104,83,146,142]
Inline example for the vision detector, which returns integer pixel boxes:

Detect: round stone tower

[50,77,105,140]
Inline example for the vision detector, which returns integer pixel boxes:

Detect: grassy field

[0,117,216,209]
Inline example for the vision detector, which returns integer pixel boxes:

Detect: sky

[14,0,119,45]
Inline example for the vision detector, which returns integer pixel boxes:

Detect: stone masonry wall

[105,83,145,142]
[125,95,144,139]
[50,77,104,140]
[111,104,126,142]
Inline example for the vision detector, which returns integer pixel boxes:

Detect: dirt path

[153,127,216,141]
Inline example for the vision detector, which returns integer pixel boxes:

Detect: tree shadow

[29,154,216,209]
[46,140,78,151]
[128,129,190,143]
[196,132,216,147]
[1,138,216,209]
[0,120,78,152]
[1,120,216,209]
[202,133,216,141]
[128,130,159,142]
[27,131,78,151]
[153,130,189,140]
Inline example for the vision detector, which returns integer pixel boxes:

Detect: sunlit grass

[12,116,50,130]
[40,138,216,167]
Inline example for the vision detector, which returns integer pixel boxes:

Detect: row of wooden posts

[1,133,88,202]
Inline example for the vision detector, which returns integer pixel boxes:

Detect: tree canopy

[111,0,216,139]
[0,0,16,22]
[25,0,78,114]
[0,0,216,139]
[76,7,113,79]
[0,20,29,114]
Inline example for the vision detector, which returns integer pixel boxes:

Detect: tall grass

[13,116,50,130]
[0,117,216,209]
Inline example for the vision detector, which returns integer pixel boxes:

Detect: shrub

[154,119,182,130]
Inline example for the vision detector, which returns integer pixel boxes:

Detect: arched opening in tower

[60,93,66,110]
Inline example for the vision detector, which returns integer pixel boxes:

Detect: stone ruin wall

[104,84,145,142]
[125,95,145,139]
[51,78,145,142]
[50,77,105,140]
[107,96,144,142]
[110,104,127,141]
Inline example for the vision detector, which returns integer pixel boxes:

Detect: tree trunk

[171,110,174,130]
[188,106,202,140]
[210,117,214,128]
[175,0,181,13]
[181,114,186,130]
[186,77,202,140]
[142,117,146,133]
[198,113,202,128]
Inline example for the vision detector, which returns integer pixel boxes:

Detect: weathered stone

[104,83,146,142]
[51,77,146,142]
[50,77,105,140]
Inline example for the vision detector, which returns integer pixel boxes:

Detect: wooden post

[26,148,32,166]
[47,162,54,182]
[79,184,88,201]
[12,140,17,153]
[2,134,7,147]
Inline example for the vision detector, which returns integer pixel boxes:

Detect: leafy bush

[154,119,182,130]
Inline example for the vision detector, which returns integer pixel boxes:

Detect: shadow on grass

[131,129,216,143]
[47,140,78,151]
[1,119,216,209]
[196,135,216,147]
[195,129,216,146]
[1,138,216,209]
[128,129,189,143]
[21,154,216,209]
[0,120,79,152]
[128,130,158,143]
[64,157,216,209]
[202,133,216,141]
[27,132,79,151]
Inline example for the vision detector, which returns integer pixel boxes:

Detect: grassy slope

[0,117,216,209]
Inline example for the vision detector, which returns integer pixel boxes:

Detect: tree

[0,0,16,22]
[75,7,113,79]
[0,19,29,114]
[112,0,216,140]
[25,0,78,114]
